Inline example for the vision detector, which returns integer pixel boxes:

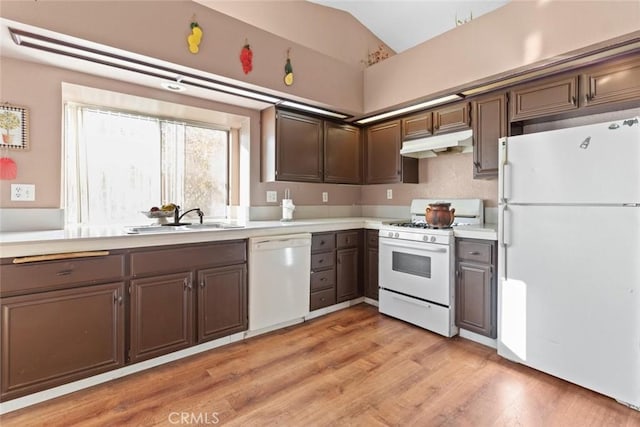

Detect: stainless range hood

[400,129,473,158]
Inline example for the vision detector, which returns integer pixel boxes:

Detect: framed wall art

[0,104,29,150]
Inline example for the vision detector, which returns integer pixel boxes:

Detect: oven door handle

[380,239,447,253]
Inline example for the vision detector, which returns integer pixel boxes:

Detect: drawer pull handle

[318,259,324,263]
[13,250,110,264]
[320,278,326,282]
[56,270,73,276]
[468,251,481,255]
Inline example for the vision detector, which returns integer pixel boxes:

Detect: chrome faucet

[167,205,204,225]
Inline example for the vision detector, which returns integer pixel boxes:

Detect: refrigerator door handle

[502,163,512,201]
[501,206,511,246]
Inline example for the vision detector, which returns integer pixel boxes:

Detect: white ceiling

[309,0,510,53]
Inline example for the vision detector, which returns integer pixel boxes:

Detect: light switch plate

[266,191,278,203]
[386,189,393,200]
[11,184,36,201]
[322,192,328,203]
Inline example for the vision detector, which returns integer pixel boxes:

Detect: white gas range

[378,199,484,337]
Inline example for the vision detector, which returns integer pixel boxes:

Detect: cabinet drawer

[310,288,336,311]
[366,230,379,247]
[457,240,493,264]
[310,268,335,291]
[130,241,246,276]
[311,233,335,252]
[311,252,334,270]
[0,254,125,296]
[336,231,359,248]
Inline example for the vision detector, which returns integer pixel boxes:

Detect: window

[64,104,229,225]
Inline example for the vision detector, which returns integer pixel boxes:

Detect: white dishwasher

[248,233,311,333]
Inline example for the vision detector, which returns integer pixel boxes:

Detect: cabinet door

[366,120,418,184]
[472,93,507,178]
[276,110,323,182]
[324,122,362,184]
[1,282,124,401]
[456,262,494,338]
[433,102,471,135]
[336,248,359,303]
[509,75,579,121]
[130,272,193,363]
[402,112,432,140]
[197,264,247,343]
[582,56,640,108]
[364,247,379,300]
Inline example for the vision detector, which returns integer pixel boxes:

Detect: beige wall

[0,0,363,114]
[364,0,640,113]
[197,0,394,67]
[360,153,498,208]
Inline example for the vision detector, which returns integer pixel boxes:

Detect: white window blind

[64,104,228,225]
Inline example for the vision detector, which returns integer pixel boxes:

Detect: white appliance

[248,233,311,332]
[498,117,640,408]
[378,199,484,337]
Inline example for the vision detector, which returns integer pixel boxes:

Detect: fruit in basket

[161,203,176,212]
[150,206,160,212]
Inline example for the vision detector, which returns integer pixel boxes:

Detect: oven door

[379,236,452,306]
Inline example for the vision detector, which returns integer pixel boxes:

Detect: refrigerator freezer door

[500,119,640,204]
[498,205,640,406]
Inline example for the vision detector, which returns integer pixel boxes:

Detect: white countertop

[0,218,498,258]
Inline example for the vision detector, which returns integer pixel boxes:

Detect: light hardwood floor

[2,304,639,426]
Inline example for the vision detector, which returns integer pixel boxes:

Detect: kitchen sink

[126,222,244,234]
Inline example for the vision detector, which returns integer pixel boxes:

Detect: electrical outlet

[322,192,328,203]
[386,189,393,200]
[266,190,278,203]
[11,184,36,201]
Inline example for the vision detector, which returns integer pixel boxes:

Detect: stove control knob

[388,231,393,237]
[430,236,436,243]
[422,235,428,242]
[394,232,400,238]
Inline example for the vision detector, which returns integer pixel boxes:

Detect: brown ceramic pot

[425,202,455,228]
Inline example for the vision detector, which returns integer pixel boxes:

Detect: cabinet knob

[571,96,576,105]
[199,280,205,288]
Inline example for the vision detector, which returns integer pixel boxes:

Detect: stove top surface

[388,221,453,230]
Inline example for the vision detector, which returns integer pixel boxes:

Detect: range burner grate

[389,222,453,230]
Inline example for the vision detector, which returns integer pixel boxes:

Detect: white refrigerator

[498,117,640,408]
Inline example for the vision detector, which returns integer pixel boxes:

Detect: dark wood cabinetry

[365,120,418,184]
[324,122,362,184]
[275,109,324,182]
[336,230,362,303]
[1,254,125,401]
[364,230,379,300]
[310,232,336,310]
[197,264,247,343]
[310,230,363,310]
[455,239,497,338]
[581,56,640,108]
[129,241,247,362]
[472,93,507,178]
[402,112,432,139]
[509,75,579,121]
[433,102,471,135]
[130,272,193,362]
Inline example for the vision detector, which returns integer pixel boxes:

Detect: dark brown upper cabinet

[274,109,324,183]
[472,93,507,179]
[324,122,362,184]
[509,75,579,122]
[433,102,471,135]
[581,55,640,108]
[366,120,418,184]
[402,112,433,140]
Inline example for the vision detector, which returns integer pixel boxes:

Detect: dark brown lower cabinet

[0,282,125,401]
[455,239,497,338]
[129,272,194,363]
[364,230,379,300]
[197,264,247,343]
[336,247,358,303]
